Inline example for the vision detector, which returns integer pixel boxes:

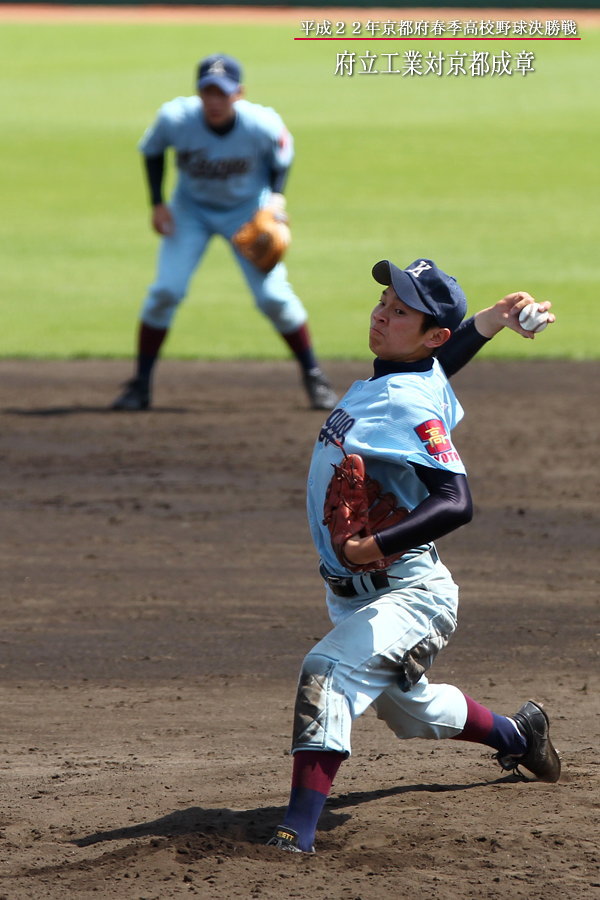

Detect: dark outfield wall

[1,2,596,10]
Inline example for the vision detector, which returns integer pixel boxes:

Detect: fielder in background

[267,258,558,854]
[112,53,337,412]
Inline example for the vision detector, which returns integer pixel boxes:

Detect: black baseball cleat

[495,700,561,783]
[303,368,338,411]
[111,378,151,411]
[266,825,314,854]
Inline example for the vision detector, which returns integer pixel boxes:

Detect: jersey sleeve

[271,122,294,171]
[397,372,465,473]
[138,98,183,156]
[351,376,466,476]
[405,412,464,473]
[253,104,294,174]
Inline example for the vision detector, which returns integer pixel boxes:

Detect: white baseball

[519,302,549,333]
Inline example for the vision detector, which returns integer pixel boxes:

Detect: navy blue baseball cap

[372,258,467,331]
[197,54,242,95]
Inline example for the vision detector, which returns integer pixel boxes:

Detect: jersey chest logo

[177,149,250,180]
[318,408,355,447]
[414,418,459,462]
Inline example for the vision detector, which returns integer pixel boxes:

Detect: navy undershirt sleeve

[144,154,165,206]
[373,465,473,558]
[437,316,490,378]
[270,166,290,194]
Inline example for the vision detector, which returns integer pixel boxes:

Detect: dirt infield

[0,357,598,899]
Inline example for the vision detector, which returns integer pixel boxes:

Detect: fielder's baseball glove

[322,449,409,574]
[232,198,290,273]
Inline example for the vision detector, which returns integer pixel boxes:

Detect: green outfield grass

[1,22,598,360]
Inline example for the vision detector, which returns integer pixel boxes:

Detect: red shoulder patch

[414,419,453,456]
[278,128,291,151]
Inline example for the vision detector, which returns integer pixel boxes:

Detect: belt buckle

[328,575,357,598]
[329,576,354,596]
[319,564,357,598]
[327,574,347,587]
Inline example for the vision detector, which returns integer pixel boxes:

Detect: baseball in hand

[519,302,549,333]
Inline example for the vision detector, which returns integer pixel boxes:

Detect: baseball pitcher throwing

[267,257,559,854]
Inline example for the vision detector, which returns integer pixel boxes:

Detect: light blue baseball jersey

[307,358,466,576]
[139,96,293,210]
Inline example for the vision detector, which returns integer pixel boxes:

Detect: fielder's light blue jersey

[139,96,294,210]
[307,358,466,576]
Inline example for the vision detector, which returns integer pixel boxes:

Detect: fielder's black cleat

[303,368,337,411]
[266,825,314,854]
[495,700,561,783]
[111,378,151,411]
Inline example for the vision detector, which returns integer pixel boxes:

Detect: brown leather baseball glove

[322,450,409,573]
[232,199,290,273]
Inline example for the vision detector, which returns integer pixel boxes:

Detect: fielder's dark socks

[454,694,527,757]
[136,323,168,383]
[282,750,344,852]
[280,323,318,373]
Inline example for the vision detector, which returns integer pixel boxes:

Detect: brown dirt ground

[0,357,598,899]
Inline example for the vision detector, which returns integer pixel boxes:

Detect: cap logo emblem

[208,59,227,76]
[407,261,432,278]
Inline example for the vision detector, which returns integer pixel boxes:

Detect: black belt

[319,565,391,597]
[320,547,438,598]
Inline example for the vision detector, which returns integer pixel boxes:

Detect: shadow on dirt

[72,776,513,849]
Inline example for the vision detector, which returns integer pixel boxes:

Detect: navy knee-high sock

[282,750,344,852]
[280,323,318,373]
[136,323,168,384]
[453,694,527,756]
